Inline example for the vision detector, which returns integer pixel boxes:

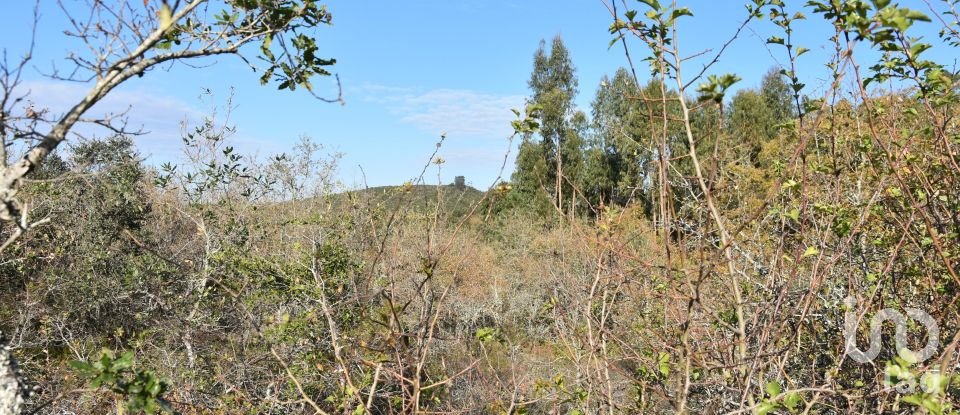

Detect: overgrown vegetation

[3,0,960,413]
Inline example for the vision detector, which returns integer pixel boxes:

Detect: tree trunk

[0,335,25,415]
[556,138,563,213]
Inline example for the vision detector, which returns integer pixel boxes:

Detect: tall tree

[512,35,584,214]
[728,90,772,165]
[510,138,553,212]
[760,68,796,124]
[727,68,795,166]
[586,68,653,209]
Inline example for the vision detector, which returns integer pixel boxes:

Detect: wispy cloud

[15,80,202,160]
[359,84,525,139]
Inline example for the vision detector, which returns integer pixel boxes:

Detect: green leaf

[69,360,94,373]
[475,327,497,342]
[922,372,949,395]
[796,47,810,56]
[901,394,924,406]
[671,7,694,20]
[262,33,273,51]
[886,361,911,383]
[98,352,112,369]
[638,0,661,11]
[786,208,800,222]
[803,98,824,113]
[756,401,778,415]
[767,36,785,45]
[898,348,918,365]
[147,377,163,396]
[802,246,819,258]
[608,35,621,49]
[784,391,802,410]
[657,352,670,377]
[113,351,134,371]
[718,73,742,88]
[909,43,931,57]
[905,10,931,23]
[765,381,781,397]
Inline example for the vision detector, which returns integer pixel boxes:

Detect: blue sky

[1,1,955,188]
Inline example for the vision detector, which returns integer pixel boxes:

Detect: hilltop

[337,183,485,215]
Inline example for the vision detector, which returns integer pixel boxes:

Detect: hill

[337,183,485,217]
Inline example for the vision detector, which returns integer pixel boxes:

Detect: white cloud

[14,80,202,161]
[359,84,525,139]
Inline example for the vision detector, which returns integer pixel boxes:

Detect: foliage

[5,0,960,414]
[70,350,171,414]
[512,36,587,215]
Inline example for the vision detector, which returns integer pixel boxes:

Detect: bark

[0,335,25,415]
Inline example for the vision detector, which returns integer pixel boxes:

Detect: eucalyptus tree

[513,35,586,214]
